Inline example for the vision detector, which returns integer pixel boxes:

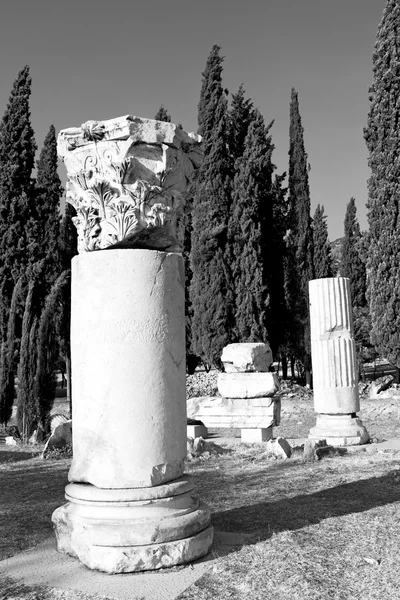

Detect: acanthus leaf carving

[58,116,203,253]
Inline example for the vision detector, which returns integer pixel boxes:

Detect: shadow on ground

[211,470,400,545]
[0,450,41,464]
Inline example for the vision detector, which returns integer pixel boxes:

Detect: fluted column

[308,277,369,445]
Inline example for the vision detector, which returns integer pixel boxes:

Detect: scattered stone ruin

[187,342,281,442]
[51,115,213,573]
[308,277,369,445]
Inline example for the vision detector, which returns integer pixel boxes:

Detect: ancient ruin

[308,277,369,445]
[52,116,213,573]
[188,343,280,442]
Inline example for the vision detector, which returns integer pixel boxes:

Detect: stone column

[308,277,369,445]
[52,116,213,573]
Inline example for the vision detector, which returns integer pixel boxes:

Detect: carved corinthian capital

[57,115,203,253]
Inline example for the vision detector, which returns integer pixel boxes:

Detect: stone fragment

[368,375,394,399]
[241,427,273,443]
[50,413,69,432]
[57,116,203,253]
[217,372,279,399]
[303,439,327,462]
[42,421,72,457]
[266,437,292,459]
[29,430,37,445]
[187,395,280,428]
[5,436,17,446]
[187,424,208,439]
[309,414,369,446]
[221,343,273,373]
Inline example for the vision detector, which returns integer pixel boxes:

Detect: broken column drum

[52,115,213,573]
[308,277,369,445]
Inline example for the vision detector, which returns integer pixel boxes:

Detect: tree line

[0,66,77,440]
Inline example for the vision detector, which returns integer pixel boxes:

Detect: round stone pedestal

[309,414,370,446]
[52,476,213,573]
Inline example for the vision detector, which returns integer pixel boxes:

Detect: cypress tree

[154,105,172,122]
[286,88,314,384]
[0,66,37,339]
[16,279,38,440]
[0,277,24,424]
[197,44,225,139]
[271,171,291,375]
[0,66,36,425]
[56,203,78,412]
[230,110,274,344]
[364,0,400,379]
[32,125,63,282]
[35,270,70,435]
[313,204,333,279]
[340,198,366,307]
[228,84,254,165]
[190,45,234,368]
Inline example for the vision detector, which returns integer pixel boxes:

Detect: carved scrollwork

[59,116,203,253]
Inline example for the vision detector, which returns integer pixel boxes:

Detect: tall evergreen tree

[271,172,291,376]
[0,66,36,338]
[230,110,274,344]
[364,0,400,379]
[0,66,36,425]
[17,279,38,440]
[313,204,333,279]
[340,198,366,307]
[286,88,314,384]
[32,124,63,282]
[228,84,254,165]
[197,44,225,139]
[190,45,234,367]
[56,203,78,412]
[154,105,172,122]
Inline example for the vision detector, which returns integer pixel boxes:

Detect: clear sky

[0,0,387,241]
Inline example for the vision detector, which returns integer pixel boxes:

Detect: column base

[52,476,213,573]
[309,414,369,446]
[241,427,273,442]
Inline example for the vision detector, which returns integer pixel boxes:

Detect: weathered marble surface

[68,250,186,488]
[57,115,202,253]
[221,342,273,373]
[309,277,369,445]
[217,372,279,399]
[187,396,281,429]
[309,277,360,414]
[53,481,213,574]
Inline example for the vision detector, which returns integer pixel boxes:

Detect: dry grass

[179,447,400,600]
[2,399,400,600]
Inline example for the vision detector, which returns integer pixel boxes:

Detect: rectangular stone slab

[187,396,281,428]
[217,372,279,398]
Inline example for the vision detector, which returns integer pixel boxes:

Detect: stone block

[217,372,279,399]
[221,343,273,373]
[5,436,17,446]
[53,477,213,573]
[309,414,369,446]
[187,424,208,439]
[42,420,72,457]
[303,439,327,462]
[368,375,394,399]
[187,396,280,428]
[241,428,273,443]
[266,437,292,459]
